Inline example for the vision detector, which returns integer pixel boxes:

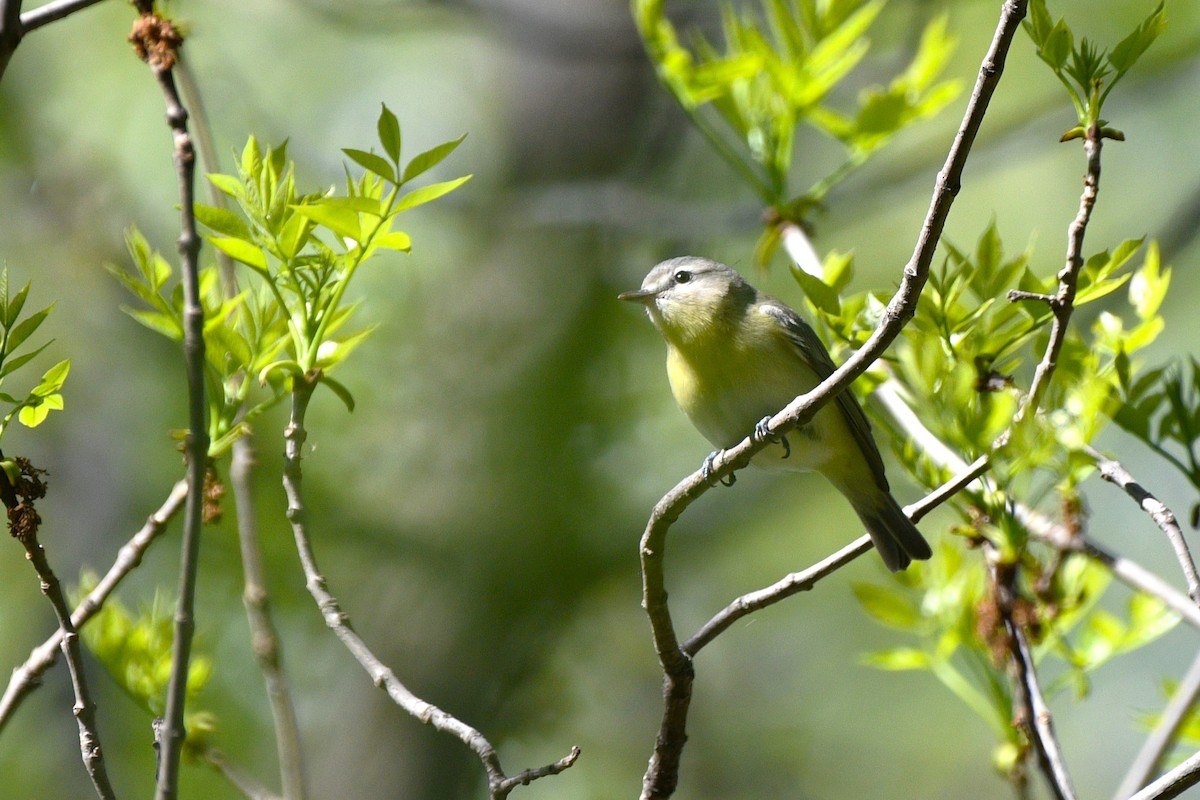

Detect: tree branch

[0,0,21,83]
[989,554,1077,800]
[282,379,578,799]
[1115,649,1200,799]
[14,525,117,799]
[1086,446,1200,605]
[231,437,307,800]
[126,6,208,797]
[637,3,1029,797]
[0,478,187,732]
[1127,747,1200,800]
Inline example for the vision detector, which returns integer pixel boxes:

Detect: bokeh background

[2,0,1200,797]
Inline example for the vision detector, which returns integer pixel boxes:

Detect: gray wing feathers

[761,301,890,492]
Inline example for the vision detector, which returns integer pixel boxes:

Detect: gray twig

[127,6,209,798]
[15,528,118,799]
[1086,446,1200,604]
[0,479,187,731]
[282,380,579,799]
[1115,649,1200,799]
[988,554,1077,800]
[1127,747,1200,800]
[637,2,1030,797]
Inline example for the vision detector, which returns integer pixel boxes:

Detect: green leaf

[124,307,184,340]
[319,374,356,412]
[377,104,402,164]
[861,647,931,671]
[291,200,363,243]
[4,280,29,329]
[372,231,412,253]
[401,134,467,185]
[0,340,51,379]
[790,263,840,315]
[343,148,397,183]
[33,359,71,395]
[1108,2,1165,76]
[393,175,472,213]
[206,173,244,200]
[210,237,269,275]
[4,305,52,357]
[193,204,252,241]
[852,582,921,630]
[19,394,62,427]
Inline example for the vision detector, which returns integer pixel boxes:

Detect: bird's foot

[753,416,790,459]
[702,450,736,486]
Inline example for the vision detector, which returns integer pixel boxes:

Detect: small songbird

[619,256,931,571]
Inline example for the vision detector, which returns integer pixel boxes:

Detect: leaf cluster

[1024,0,1165,135]
[110,105,470,451]
[73,570,216,758]
[0,270,68,438]
[634,0,959,260]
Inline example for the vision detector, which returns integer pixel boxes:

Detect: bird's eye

[673,270,693,284]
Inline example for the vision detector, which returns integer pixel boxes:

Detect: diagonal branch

[14,525,118,799]
[1115,649,1200,799]
[988,553,1077,800]
[282,380,579,799]
[637,3,1029,797]
[1086,446,1200,604]
[0,478,187,732]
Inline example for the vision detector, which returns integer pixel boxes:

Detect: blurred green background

[2,0,1200,797]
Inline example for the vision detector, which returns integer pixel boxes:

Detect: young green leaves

[197,104,469,410]
[0,270,68,439]
[113,104,470,447]
[634,0,959,263]
[1025,0,1165,137]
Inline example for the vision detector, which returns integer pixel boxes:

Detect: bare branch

[231,437,307,800]
[1007,121,1104,427]
[637,3,1030,796]
[988,554,1077,800]
[282,381,578,799]
[1127,747,1200,800]
[13,525,118,798]
[126,5,209,797]
[1115,649,1200,799]
[19,0,106,32]
[0,0,21,82]
[1086,446,1200,604]
[0,479,187,732]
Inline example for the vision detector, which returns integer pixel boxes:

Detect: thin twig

[988,554,1077,800]
[1115,649,1200,799]
[205,748,282,800]
[127,6,208,798]
[0,0,21,83]
[684,454,990,656]
[1127,747,1200,800]
[637,3,1029,796]
[179,43,307,800]
[1006,121,1104,428]
[15,530,118,799]
[1086,446,1200,604]
[282,380,578,799]
[0,478,187,732]
[19,0,106,31]
[231,437,307,800]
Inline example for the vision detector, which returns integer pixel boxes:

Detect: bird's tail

[846,489,932,573]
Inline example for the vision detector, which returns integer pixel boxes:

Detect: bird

[619,256,931,571]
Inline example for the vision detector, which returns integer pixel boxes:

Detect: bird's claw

[702,451,736,486]
[753,416,790,459]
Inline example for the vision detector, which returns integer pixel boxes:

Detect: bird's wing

[762,301,890,491]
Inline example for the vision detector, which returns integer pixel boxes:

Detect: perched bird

[619,256,931,571]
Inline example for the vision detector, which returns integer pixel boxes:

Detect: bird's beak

[618,287,657,304]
